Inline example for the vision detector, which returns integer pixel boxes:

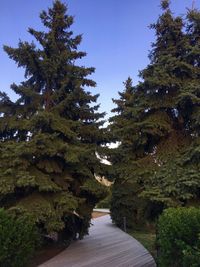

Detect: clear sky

[0,0,199,120]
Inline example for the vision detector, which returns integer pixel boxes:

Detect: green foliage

[0,0,108,242]
[111,183,146,228]
[96,187,112,208]
[0,208,40,267]
[157,207,200,267]
[111,182,162,228]
[80,179,108,204]
[109,1,200,229]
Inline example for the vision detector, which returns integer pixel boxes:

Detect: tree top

[161,0,170,10]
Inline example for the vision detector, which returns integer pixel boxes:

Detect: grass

[128,228,157,260]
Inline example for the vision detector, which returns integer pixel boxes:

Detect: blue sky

[0,0,199,120]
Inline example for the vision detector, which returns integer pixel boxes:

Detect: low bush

[157,207,200,267]
[111,183,159,229]
[0,208,40,267]
[96,189,112,209]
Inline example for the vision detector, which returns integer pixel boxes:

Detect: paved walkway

[39,215,156,267]
[93,208,110,213]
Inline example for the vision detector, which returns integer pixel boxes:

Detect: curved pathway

[39,215,156,267]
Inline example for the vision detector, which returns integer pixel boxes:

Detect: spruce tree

[0,1,107,240]
[147,6,200,207]
[110,0,200,228]
[109,77,161,228]
[142,4,200,207]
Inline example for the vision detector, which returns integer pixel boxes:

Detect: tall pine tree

[142,3,200,207]
[109,77,160,228]
[0,1,107,240]
[110,0,200,228]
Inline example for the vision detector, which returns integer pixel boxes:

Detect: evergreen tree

[142,4,200,207]
[146,6,200,207]
[109,78,160,228]
[110,0,200,228]
[0,1,107,241]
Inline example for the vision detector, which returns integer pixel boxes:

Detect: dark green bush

[96,188,112,208]
[157,207,200,267]
[0,208,40,267]
[111,182,160,229]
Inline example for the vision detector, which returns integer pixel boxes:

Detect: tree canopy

[0,0,108,240]
[109,0,200,228]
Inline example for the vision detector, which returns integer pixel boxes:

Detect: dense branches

[110,0,200,228]
[0,1,108,240]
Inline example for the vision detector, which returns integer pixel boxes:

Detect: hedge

[0,208,40,267]
[157,207,200,267]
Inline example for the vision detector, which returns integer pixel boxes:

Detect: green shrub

[111,183,160,229]
[96,189,112,208]
[157,207,200,267]
[0,208,40,267]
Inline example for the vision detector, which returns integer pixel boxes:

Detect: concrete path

[39,215,156,267]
